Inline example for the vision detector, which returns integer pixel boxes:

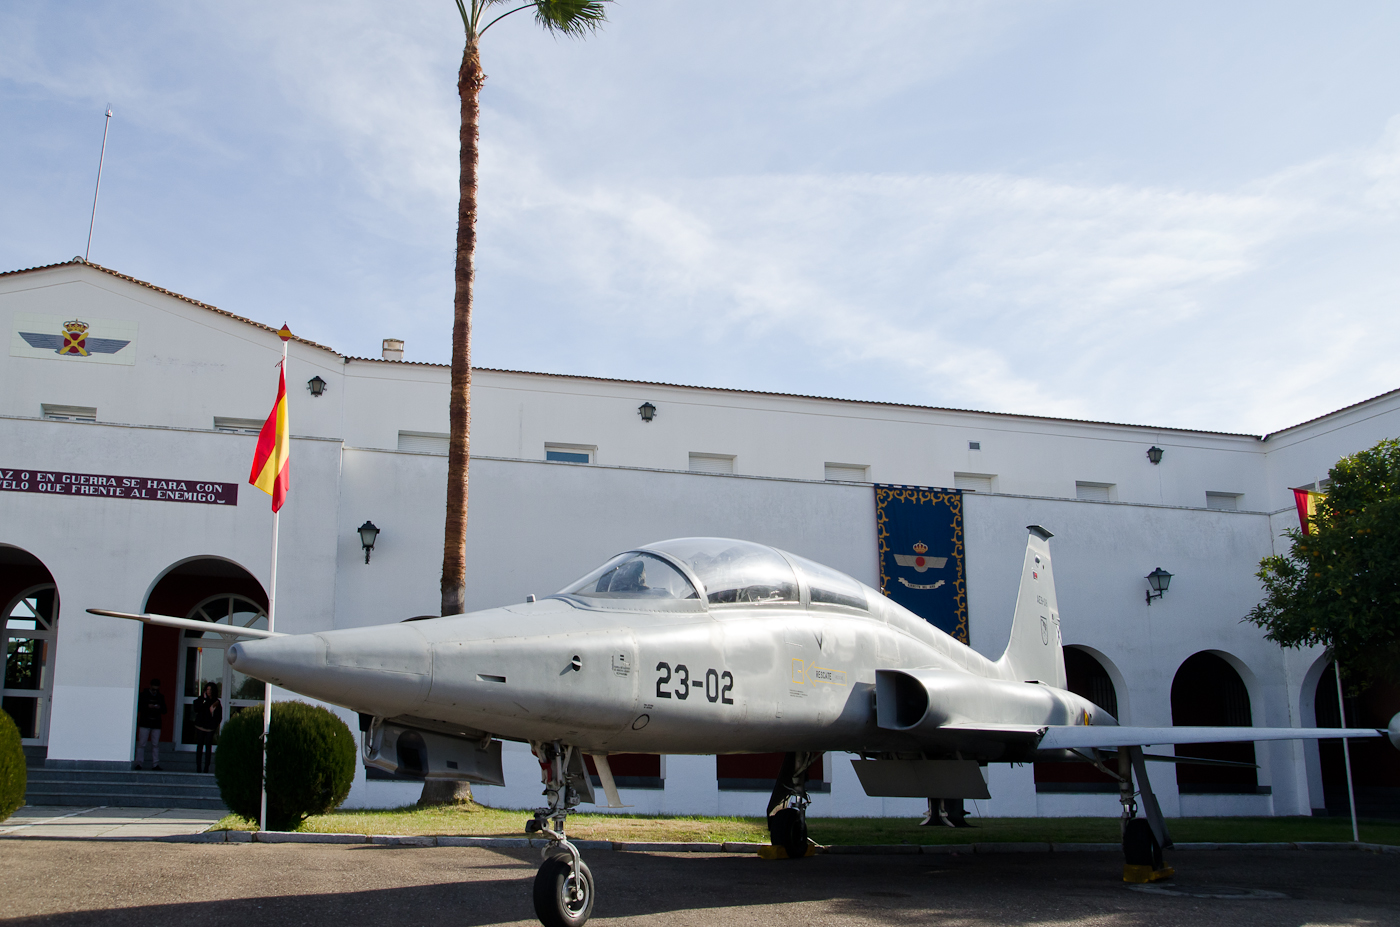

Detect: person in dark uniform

[191,682,222,774]
[135,678,167,770]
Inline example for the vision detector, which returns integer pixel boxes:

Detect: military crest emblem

[11,313,137,366]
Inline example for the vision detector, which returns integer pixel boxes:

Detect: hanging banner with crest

[874,484,968,643]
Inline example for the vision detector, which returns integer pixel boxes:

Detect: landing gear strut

[766,751,818,859]
[526,742,595,927]
[1116,746,1174,883]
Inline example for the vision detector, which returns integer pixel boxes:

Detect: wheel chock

[757,840,822,859]
[1122,864,1175,883]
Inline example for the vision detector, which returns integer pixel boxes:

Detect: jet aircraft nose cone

[1389,712,1400,752]
[225,626,432,717]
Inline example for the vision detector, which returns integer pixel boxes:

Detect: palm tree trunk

[441,40,484,617]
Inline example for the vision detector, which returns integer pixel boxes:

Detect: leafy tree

[440,0,611,617]
[1247,437,1400,689]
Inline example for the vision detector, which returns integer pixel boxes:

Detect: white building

[3,258,1397,819]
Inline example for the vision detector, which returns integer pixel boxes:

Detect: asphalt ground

[1,841,1396,927]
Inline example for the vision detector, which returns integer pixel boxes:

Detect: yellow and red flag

[249,327,293,511]
[1292,487,1323,535]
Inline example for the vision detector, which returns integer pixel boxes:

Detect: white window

[397,431,450,455]
[954,472,994,493]
[545,444,595,464]
[689,453,735,474]
[213,417,263,434]
[1075,481,1113,502]
[1206,492,1240,511]
[824,463,869,482]
[41,404,96,422]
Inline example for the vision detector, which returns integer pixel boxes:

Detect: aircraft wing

[87,608,283,639]
[1039,724,1386,751]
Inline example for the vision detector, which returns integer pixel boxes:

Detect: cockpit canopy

[558,538,867,611]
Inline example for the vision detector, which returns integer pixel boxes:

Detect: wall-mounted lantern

[358,520,380,564]
[307,375,327,398]
[1145,567,1173,605]
[638,401,657,423]
[1146,446,1164,465]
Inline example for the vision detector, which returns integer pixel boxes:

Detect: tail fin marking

[995,525,1066,689]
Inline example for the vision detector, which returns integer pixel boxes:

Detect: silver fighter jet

[94,526,1400,927]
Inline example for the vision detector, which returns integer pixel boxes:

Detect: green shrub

[215,701,355,831]
[0,708,25,822]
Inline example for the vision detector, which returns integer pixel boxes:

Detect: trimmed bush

[215,701,355,831]
[0,708,25,822]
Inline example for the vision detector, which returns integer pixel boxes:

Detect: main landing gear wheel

[533,856,595,927]
[768,806,808,860]
[766,751,817,859]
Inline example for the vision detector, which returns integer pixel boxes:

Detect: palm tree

[441,0,610,617]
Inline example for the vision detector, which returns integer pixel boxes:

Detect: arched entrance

[142,558,268,757]
[1034,646,1122,792]
[1313,664,1400,818]
[1171,651,1258,793]
[1,546,59,746]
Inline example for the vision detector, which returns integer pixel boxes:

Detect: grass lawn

[212,803,1400,846]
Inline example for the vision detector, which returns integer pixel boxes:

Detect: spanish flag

[1292,487,1323,535]
[249,348,291,512]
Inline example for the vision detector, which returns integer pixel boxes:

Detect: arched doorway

[1,546,59,747]
[1034,646,1122,793]
[1171,651,1258,793]
[142,559,268,757]
[1313,664,1400,818]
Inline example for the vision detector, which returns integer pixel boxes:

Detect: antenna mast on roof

[84,108,113,263]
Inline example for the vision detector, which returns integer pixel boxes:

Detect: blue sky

[3,1,1398,435]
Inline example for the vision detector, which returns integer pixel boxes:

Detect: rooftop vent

[382,338,404,361]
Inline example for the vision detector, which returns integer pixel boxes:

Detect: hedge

[215,701,355,831]
[0,708,25,822]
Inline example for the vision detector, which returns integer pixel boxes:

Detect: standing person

[191,682,222,774]
[134,678,167,770]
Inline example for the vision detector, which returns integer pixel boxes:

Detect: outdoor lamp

[358,520,380,564]
[1146,446,1164,465]
[307,375,327,398]
[1145,567,1172,605]
[638,401,657,423]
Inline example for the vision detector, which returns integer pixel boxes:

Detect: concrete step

[29,778,221,796]
[31,769,217,787]
[24,764,227,812]
[21,790,229,811]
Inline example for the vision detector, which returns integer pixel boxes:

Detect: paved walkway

[3,841,1398,926]
[0,805,224,839]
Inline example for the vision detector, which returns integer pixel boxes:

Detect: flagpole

[1334,660,1359,842]
[259,335,289,832]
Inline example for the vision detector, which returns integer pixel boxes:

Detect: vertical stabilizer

[994,526,1066,688]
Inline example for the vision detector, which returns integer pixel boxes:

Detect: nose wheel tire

[533,856,595,927]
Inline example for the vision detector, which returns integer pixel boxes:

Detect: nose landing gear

[527,742,596,927]
[766,751,819,859]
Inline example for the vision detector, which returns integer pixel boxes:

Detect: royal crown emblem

[912,542,928,554]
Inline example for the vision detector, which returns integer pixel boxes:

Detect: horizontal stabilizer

[87,608,283,639]
[1040,725,1385,751]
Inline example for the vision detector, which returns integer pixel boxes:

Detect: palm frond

[532,0,610,37]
